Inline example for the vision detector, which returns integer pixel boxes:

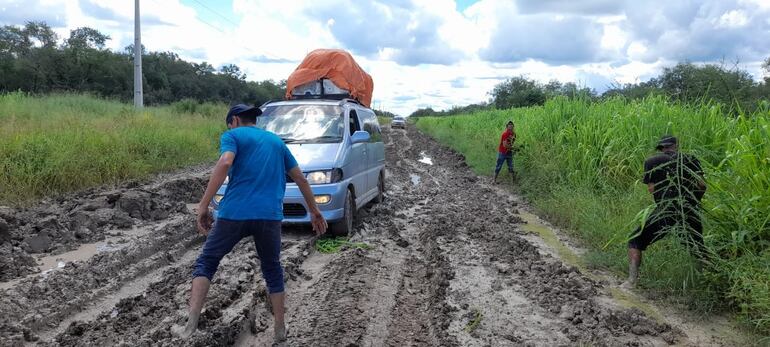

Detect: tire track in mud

[0,123,720,346]
[397,125,686,346]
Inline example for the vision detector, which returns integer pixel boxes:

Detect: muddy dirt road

[0,125,731,346]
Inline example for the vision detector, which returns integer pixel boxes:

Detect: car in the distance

[212,98,385,236]
[391,116,406,129]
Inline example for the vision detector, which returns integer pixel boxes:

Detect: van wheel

[373,173,385,203]
[330,189,354,236]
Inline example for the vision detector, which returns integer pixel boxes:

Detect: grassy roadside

[416,95,770,337]
[0,92,226,206]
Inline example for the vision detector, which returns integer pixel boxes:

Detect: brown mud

[0,124,739,346]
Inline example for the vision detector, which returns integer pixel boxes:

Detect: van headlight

[305,169,343,184]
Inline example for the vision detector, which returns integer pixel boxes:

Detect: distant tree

[409,107,438,117]
[373,109,399,118]
[490,76,546,109]
[220,64,245,80]
[0,21,285,106]
[602,80,662,100]
[655,62,758,114]
[543,80,596,99]
[66,27,109,49]
[122,43,147,56]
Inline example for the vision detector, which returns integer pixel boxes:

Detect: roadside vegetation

[410,58,770,118]
[0,92,225,205]
[0,21,284,105]
[416,95,770,336]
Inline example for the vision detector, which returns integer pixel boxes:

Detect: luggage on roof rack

[290,78,351,101]
[286,49,374,107]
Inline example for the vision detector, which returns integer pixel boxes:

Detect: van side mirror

[350,130,370,144]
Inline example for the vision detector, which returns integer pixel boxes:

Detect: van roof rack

[260,99,280,108]
[339,98,362,106]
[261,97,365,107]
[290,93,351,101]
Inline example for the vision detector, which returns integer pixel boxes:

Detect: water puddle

[0,219,179,291]
[409,174,421,186]
[418,151,433,165]
[518,211,586,272]
[518,210,668,324]
[37,241,127,276]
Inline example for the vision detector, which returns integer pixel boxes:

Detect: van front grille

[283,203,307,218]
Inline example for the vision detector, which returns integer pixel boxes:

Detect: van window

[349,110,361,136]
[259,105,344,143]
[361,110,381,142]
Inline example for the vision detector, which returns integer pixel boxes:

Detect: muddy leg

[178,276,211,338]
[623,248,642,289]
[270,292,287,343]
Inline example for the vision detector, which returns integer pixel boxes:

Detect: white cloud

[716,10,749,28]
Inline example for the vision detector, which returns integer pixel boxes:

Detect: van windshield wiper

[285,135,343,144]
[280,137,299,143]
[314,135,343,140]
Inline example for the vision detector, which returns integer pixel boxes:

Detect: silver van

[212,98,386,235]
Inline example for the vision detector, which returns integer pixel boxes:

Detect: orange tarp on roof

[285,49,374,107]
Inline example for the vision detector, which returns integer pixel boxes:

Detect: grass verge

[416,95,770,337]
[0,92,226,206]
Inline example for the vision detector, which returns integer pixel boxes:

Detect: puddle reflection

[418,151,433,165]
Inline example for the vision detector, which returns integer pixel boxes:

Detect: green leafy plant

[315,236,372,254]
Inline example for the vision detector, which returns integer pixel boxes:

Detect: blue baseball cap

[226,104,262,124]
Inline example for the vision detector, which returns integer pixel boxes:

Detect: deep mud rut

[0,125,736,346]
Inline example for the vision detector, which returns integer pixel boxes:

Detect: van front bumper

[281,183,347,223]
[212,182,348,223]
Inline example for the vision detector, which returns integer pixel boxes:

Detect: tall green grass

[0,92,226,205]
[417,95,770,335]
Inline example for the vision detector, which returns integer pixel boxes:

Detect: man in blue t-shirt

[176,104,327,344]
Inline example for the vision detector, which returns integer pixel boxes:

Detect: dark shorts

[628,203,704,256]
[192,218,284,293]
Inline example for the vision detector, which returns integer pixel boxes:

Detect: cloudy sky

[1,0,769,115]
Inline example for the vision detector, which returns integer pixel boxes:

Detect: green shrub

[417,95,770,334]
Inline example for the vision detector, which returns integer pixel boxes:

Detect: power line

[188,0,236,28]
[180,0,284,61]
[148,0,224,33]
[145,0,293,77]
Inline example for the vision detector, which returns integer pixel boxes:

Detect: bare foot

[620,280,636,290]
[171,323,195,339]
[273,323,287,346]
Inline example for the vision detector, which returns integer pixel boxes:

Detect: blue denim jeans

[192,218,284,293]
[495,152,513,174]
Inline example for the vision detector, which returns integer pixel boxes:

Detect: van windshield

[258,105,344,143]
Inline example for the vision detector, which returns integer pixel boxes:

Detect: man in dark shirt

[623,135,706,289]
[494,120,517,183]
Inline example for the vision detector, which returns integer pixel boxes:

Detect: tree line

[0,21,284,106]
[411,59,770,117]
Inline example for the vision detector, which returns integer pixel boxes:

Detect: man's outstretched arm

[196,152,234,234]
[287,166,328,235]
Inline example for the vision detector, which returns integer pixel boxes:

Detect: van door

[361,110,384,196]
[347,110,368,202]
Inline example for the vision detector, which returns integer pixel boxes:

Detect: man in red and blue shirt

[494,120,516,183]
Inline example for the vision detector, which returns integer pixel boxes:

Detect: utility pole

[133,0,143,108]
